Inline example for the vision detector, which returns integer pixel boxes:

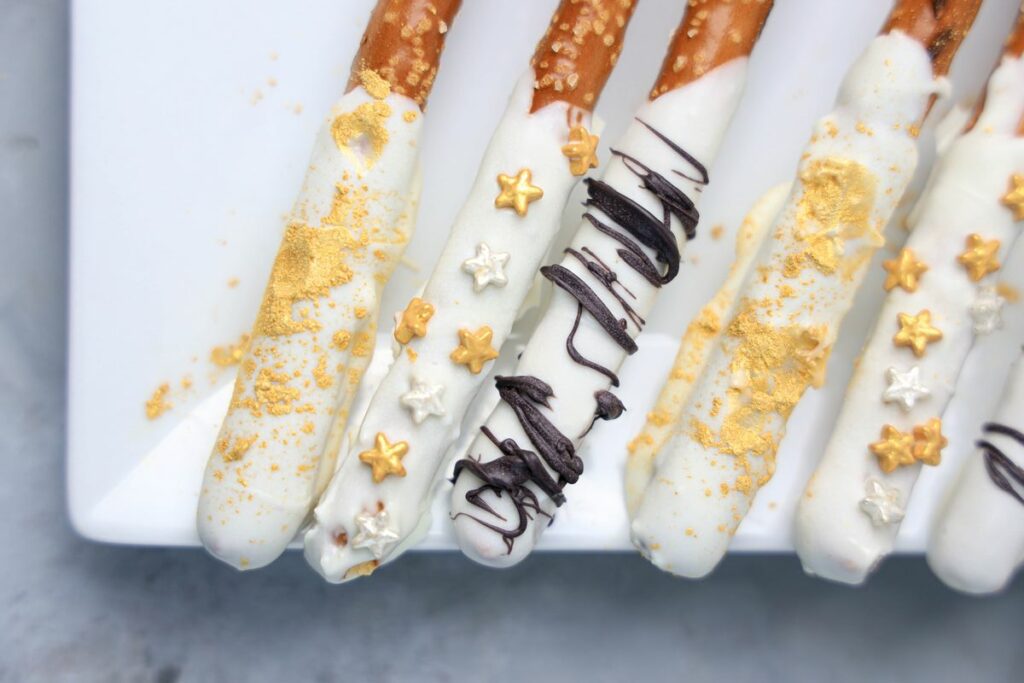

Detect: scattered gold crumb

[218,434,257,463]
[227,277,240,288]
[211,334,251,367]
[145,383,172,419]
[344,559,380,579]
[267,77,278,88]
[403,110,419,123]
[710,224,724,240]
[358,68,391,100]
[333,330,352,350]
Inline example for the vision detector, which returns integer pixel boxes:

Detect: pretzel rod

[347,0,462,109]
[196,0,460,570]
[623,182,788,517]
[448,0,773,568]
[928,352,1024,594]
[630,0,981,580]
[795,23,1024,585]
[304,0,637,583]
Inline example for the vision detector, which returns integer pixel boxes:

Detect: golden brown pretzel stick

[882,0,982,76]
[530,0,638,112]
[651,0,773,99]
[347,0,463,109]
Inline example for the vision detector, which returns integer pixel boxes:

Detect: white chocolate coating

[631,32,947,579]
[624,183,789,517]
[197,84,423,570]
[304,71,591,582]
[795,55,1024,585]
[928,353,1024,594]
[450,59,750,567]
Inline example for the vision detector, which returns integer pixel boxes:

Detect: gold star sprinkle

[561,126,599,176]
[450,326,499,374]
[495,169,543,216]
[394,297,434,344]
[1001,173,1024,220]
[359,432,409,483]
[957,234,1001,282]
[912,417,947,467]
[869,424,916,473]
[893,310,942,358]
[881,248,928,292]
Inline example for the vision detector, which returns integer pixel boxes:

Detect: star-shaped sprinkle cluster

[461,242,510,292]
[881,247,928,293]
[882,366,930,412]
[561,125,599,176]
[394,297,434,344]
[912,417,946,466]
[893,309,942,357]
[352,505,400,560]
[868,418,947,473]
[859,477,906,526]
[1001,173,1024,220]
[450,326,499,374]
[969,286,1005,335]
[869,425,915,473]
[957,233,1001,282]
[495,168,543,216]
[359,432,409,483]
[400,376,445,424]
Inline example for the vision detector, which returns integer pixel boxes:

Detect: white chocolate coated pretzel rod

[795,41,1024,585]
[304,0,638,582]
[624,182,789,517]
[196,0,461,570]
[630,0,982,580]
[449,0,774,568]
[928,350,1024,594]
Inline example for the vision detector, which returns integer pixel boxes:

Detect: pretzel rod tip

[650,0,773,100]
[348,0,463,109]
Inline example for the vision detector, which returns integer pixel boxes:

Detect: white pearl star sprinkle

[352,506,400,560]
[968,286,1005,335]
[859,478,906,527]
[461,243,510,292]
[882,366,930,412]
[400,376,445,424]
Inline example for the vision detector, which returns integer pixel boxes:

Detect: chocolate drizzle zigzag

[979,422,1024,507]
[452,121,707,551]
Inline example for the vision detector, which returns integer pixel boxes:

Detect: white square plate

[68,0,1024,555]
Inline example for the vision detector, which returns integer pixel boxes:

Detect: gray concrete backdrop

[1,2,1021,681]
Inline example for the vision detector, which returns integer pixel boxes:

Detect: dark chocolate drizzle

[581,390,625,437]
[566,303,620,387]
[453,121,705,551]
[978,422,1024,507]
